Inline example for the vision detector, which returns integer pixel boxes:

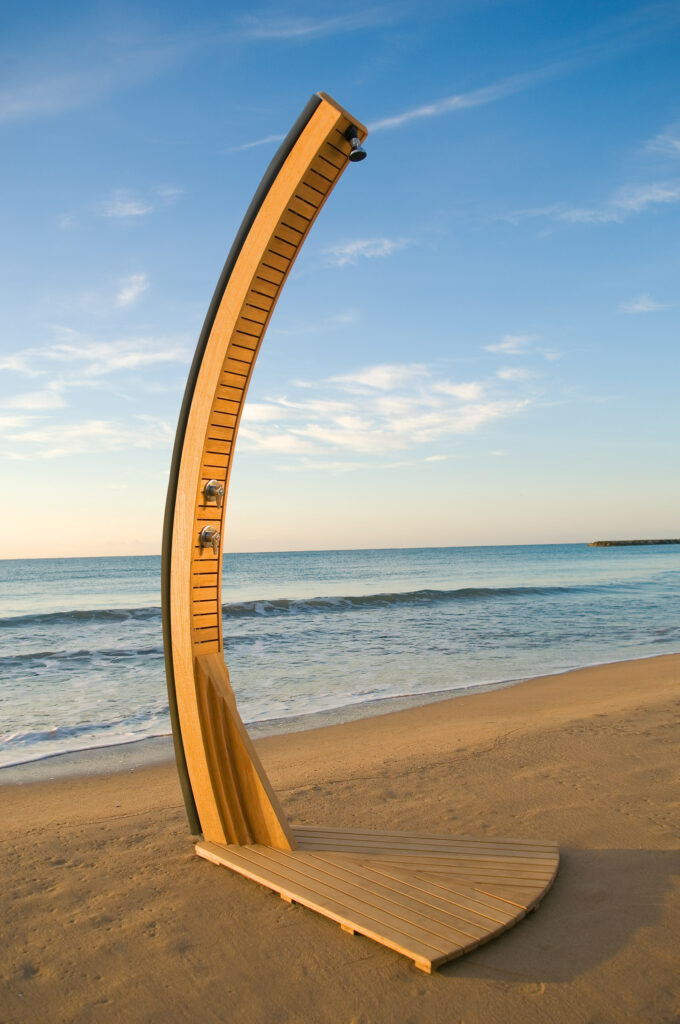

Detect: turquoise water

[0,544,678,767]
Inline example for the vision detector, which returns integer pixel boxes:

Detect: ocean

[1,543,678,770]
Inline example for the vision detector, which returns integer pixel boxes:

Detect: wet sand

[1,653,678,1023]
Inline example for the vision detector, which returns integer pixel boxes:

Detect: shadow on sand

[440,847,679,983]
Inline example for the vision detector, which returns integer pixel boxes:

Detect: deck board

[195,826,558,972]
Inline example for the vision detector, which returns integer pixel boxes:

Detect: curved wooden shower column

[162,94,368,847]
[163,94,559,973]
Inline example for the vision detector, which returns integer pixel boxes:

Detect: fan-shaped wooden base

[196,826,559,972]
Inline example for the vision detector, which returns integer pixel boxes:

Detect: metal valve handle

[203,479,224,508]
[199,525,220,555]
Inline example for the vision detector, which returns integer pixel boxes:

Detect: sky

[1,0,679,558]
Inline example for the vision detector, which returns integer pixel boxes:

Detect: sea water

[0,544,678,768]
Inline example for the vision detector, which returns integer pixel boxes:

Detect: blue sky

[1,1,678,557]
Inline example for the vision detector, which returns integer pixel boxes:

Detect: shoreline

[3,648,678,784]
[2,652,678,1022]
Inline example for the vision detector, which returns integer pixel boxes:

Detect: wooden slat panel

[193,613,220,627]
[233,329,260,349]
[223,356,251,375]
[193,638,220,652]
[254,849,483,949]
[209,411,237,426]
[215,384,244,401]
[288,194,317,219]
[205,428,234,445]
[279,209,310,234]
[295,182,324,207]
[241,301,270,323]
[228,344,256,364]
[196,843,455,968]
[296,836,557,862]
[297,854,505,941]
[262,250,290,273]
[194,628,220,642]
[268,236,297,260]
[294,826,557,852]
[273,223,303,246]
[201,452,230,469]
[335,857,555,883]
[307,843,557,869]
[315,142,344,169]
[251,275,281,297]
[213,398,240,414]
[220,372,248,389]
[371,865,536,919]
[307,158,337,184]
[195,818,557,971]
[361,868,522,926]
[304,168,334,194]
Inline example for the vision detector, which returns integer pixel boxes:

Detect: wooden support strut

[161,93,368,845]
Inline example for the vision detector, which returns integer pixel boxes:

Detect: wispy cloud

[227,133,285,154]
[0,386,65,410]
[367,3,677,135]
[369,70,548,132]
[620,293,667,313]
[485,334,535,355]
[239,7,396,41]
[238,360,534,462]
[100,191,153,218]
[325,237,412,266]
[99,185,181,219]
[1,416,173,459]
[496,366,533,381]
[645,126,680,156]
[560,180,680,224]
[328,363,427,391]
[433,380,484,401]
[116,274,149,307]
[1,328,190,383]
[0,30,183,125]
[507,179,680,226]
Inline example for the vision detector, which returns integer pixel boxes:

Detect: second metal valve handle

[199,525,220,555]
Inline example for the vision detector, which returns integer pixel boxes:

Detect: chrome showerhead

[345,125,367,162]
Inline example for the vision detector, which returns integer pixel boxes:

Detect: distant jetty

[589,539,680,547]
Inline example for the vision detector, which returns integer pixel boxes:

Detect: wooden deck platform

[196,826,559,972]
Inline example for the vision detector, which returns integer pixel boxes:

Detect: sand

[1,653,678,1024]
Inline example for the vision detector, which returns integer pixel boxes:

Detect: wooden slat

[196,842,457,969]
[241,302,270,323]
[268,236,297,260]
[331,857,555,883]
[251,274,281,297]
[287,194,317,219]
[369,864,539,918]
[296,836,557,863]
[220,372,247,389]
[305,167,334,194]
[279,209,310,234]
[253,848,482,949]
[315,143,344,170]
[294,825,557,849]
[213,397,240,414]
[295,182,324,207]
[273,223,303,246]
[296,853,507,941]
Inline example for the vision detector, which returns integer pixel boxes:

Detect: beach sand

[1,653,678,1023]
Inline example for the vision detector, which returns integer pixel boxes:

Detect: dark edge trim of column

[161,94,323,836]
